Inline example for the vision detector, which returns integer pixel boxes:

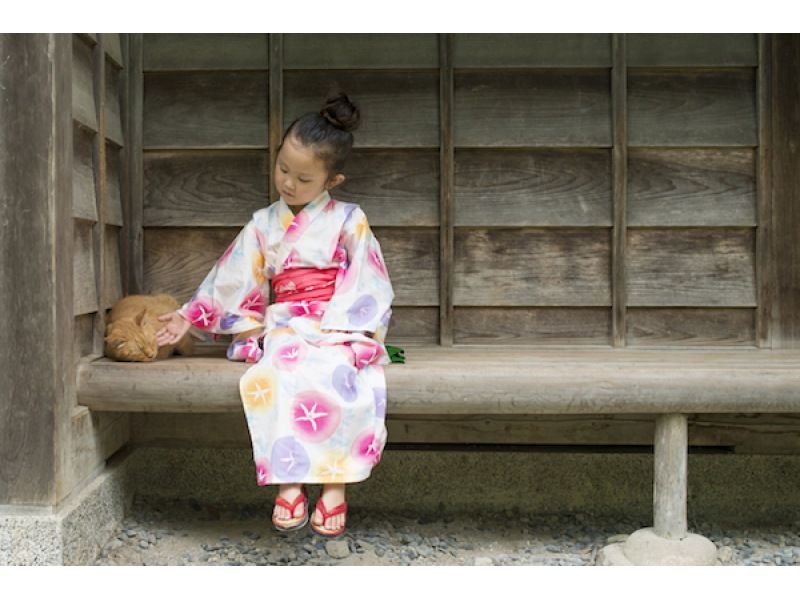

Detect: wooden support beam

[611,33,628,347]
[439,33,454,346]
[653,413,688,539]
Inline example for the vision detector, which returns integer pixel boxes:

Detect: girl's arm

[319,206,394,338]
[176,212,269,360]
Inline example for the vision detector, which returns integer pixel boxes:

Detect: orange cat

[105,294,194,362]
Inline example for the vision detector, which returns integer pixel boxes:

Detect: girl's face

[274,134,344,211]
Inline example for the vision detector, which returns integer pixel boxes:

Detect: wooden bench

[77,346,800,564]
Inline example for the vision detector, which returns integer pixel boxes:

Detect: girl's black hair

[279,87,361,181]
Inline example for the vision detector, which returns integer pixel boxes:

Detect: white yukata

[177,189,395,485]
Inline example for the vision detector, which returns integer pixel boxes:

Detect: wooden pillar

[653,413,688,539]
[0,34,72,505]
[439,33,454,346]
[772,34,800,348]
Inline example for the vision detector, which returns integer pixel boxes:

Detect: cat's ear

[134,309,146,326]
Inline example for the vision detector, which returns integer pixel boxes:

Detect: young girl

[155,91,394,538]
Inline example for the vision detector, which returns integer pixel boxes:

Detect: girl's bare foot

[311,483,346,532]
[273,483,305,523]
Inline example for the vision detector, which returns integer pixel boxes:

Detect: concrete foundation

[0,448,131,565]
[3,445,800,564]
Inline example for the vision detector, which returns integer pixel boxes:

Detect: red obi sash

[271,267,339,303]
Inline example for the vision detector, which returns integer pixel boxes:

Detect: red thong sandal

[272,484,309,532]
[310,497,348,537]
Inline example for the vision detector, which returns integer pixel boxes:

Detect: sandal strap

[316,498,348,523]
[275,488,307,517]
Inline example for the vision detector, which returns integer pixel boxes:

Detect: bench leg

[598,413,718,565]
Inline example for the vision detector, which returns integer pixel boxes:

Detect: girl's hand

[156,311,192,347]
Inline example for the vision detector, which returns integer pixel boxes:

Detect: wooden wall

[66,33,130,503]
[126,34,800,453]
[0,34,129,506]
[135,33,775,349]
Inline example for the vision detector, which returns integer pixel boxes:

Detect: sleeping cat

[105,293,195,362]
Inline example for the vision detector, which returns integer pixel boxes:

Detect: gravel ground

[93,495,800,566]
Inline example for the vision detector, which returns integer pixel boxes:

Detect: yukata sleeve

[177,214,270,348]
[319,206,395,343]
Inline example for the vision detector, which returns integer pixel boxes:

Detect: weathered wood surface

[626,229,756,306]
[453,34,611,67]
[626,308,755,346]
[143,150,269,227]
[454,306,610,344]
[105,143,124,226]
[128,411,800,454]
[285,71,439,148]
[103,225,123,308]
[285,33,438,69]
[440,33,454,346]
[628,70,757,147]
[612,34,628,348]
[454,149,611,226]
[127,34,144,294]
[101,33,123,68]
[72,35,97,132]
[454,228,611,306]
[143,33,268,71]
[755,33,772,348]
[143,71,268,148]
[72,124,97,222]
[0,33,68,504]
[627,34,757,67]
[772,34,800,348]
[77,347,800,414]
[653,414,688,539]
[454,70,611,147]
[627,149,756,226]
[104,61,123,146]
[73,220,98,315]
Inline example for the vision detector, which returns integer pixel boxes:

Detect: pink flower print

[184,297,222,330]
[291,391,341,444]
[368,247,388,279]
[239,288,266,317]
[284,210,308,242]
[228,337,263,363]
[351,430,383,465]
[335,261,358,294]
[272,341,308,371]
[333,244,347,267]
[350,340,385,370]
[282,248,300,269]
[255,457,270,486]
[287,300,326,317]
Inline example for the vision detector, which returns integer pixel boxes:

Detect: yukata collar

[278,188,332,232]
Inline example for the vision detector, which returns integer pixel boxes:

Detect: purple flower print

[347,294,377,327]
[270,436,310,481]
[332,364,358,402]
[373,386,387,419]
[220,312,240,330]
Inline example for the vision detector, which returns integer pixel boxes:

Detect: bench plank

[77,348,800,414]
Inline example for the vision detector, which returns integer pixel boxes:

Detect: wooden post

[772,34,800,348]
[0,34,72,505]
[439,33,454,346]
[611,33,628,348]
[653,413,688,539]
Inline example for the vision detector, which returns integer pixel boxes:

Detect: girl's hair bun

[320,90,361,133]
